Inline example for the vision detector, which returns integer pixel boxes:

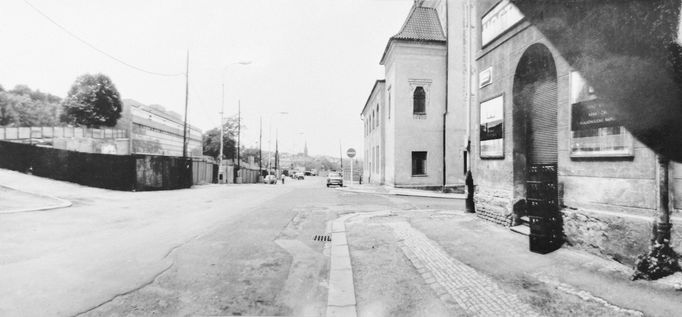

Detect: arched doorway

[512,43,562,253]
[516,44,558,165]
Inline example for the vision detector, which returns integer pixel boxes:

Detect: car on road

[294,172,305,180]
[264,174,277,184]
[326,172,343,187]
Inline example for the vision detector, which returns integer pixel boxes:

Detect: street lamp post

[267,112,289,175]
[219,61,251,183]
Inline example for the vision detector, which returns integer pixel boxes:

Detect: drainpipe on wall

[633,154,680,280]
[657,155,672,244]
[442,0,449,192]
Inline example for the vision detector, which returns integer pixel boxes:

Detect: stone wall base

[562,208,682,266]
[474,187,514,226]
[473,186,682,266]
[394,184,465,194]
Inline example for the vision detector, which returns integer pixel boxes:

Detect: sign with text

[571,99,619,131]
[479,67,493,88]
[480,95,504,158]
[481,0,524,46]
[346,148,356,158]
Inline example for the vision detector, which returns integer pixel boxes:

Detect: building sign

[569,71,633,157]
[479,67,493,88]
[481,0,524,46]
[480,95,504,158]
[571,99,619,131]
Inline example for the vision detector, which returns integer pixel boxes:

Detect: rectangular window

[411,151,427,176]
[375,146,380,173]
[569,71,633,157]
[388,88,391,119]
[376,105,380,127]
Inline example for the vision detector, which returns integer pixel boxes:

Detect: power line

[23,0,185,77]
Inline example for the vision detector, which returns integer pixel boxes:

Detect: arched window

[413,86,425,114]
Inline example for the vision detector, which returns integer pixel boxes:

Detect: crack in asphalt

[71,262,174,317]
[71,234,202,317]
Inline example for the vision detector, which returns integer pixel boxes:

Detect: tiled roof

[392,6,445,42]
[380,5,446,65]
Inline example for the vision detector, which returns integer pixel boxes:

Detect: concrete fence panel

[0,140,196,191]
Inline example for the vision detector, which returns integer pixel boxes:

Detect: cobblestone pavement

[384,221,541,317]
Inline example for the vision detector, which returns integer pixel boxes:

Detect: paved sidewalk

[338,184,466,200]
[387,221,540,317]
[0,184,71,213]
[346,209,682,317]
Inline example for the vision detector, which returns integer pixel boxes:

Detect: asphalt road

[0,176,305,316]
[0,171,465,317]
[5,170,661,317]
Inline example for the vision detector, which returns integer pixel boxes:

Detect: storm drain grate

[313,235,331,242]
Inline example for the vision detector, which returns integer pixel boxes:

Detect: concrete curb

[326,211,393,317]
[336,186,466,200]
[0,184,72,214]
[327,213,358,317]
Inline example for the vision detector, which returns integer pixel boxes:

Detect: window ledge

[413,113,427,119]
[411,174,428,177]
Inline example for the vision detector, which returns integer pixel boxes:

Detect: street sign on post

[346,148,356,186]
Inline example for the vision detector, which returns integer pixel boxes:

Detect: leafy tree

[0,85,61,126]
[61,73,122,127]
[202,114,242,159]
[0,92,21,126]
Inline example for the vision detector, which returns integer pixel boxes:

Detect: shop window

[413,87,426,114]
[569,71,633,157]
[411,151,427,176]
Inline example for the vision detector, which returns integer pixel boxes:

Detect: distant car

[295,172,305,180]
[327,172,343,187]
[264,174,277,184]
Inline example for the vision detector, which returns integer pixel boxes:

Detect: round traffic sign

[346,148,356,158]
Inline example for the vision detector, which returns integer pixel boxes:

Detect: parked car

[326,172,343,187]
[264,174,277,184]
[295,172,305,180]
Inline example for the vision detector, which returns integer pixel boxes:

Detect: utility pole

[235,100,241,183]
[182,50,189,158]
[275,130,279,176]
[339,140,343,170]
[259,116,263,176]
[219,84,224,183]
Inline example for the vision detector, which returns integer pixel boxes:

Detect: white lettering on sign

[481,0,524,46]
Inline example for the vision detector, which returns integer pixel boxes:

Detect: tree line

[0,73,123,128]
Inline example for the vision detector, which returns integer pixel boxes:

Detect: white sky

[0,0,413,157]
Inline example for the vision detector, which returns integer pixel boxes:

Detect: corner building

[471,0,682,263]
[362,0,471,190]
